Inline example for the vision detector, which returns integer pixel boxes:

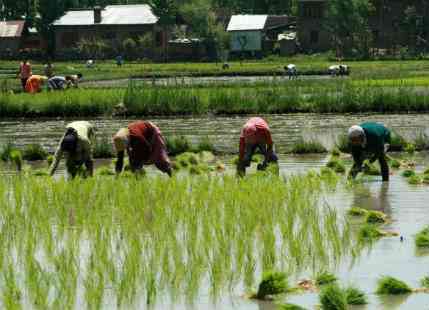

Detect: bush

[22,144,48,161]
[415,226,429,248]
[256,271,289,299]
[345,286,367,305]
[376,276,412,295]
[319,284,347,310]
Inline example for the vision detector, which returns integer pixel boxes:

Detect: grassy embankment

[2,79,429,117]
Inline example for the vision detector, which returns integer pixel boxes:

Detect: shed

[0,21,25,53]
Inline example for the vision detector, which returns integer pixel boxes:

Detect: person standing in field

[17,59,32,91]
[50,121,95,178]
[348,122,391,181]
[113,121,172,176]
[44,60,54,78]
[237,117,278,176]
[25,75,48,93]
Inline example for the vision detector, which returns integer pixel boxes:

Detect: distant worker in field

[44,60,54,78]
[328,64,349,77]
[285,64,297,79]
[17,59,32,91]
[237,117,278,176]
[50,121,95,178]
[116,55,124,67]
[86,59,94,68]
[113,121,172,176]
[25,75,48,93]
[348,122,391,182]
[47,74,82,90]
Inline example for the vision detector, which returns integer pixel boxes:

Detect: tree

[150,0,177,61]
[324,0,373,58]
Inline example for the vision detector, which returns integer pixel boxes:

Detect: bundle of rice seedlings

[420,276,429,288]
[345,286,367,305]
[316,272,337,286]
[365,210,387,224]
[415,226,429,248]
[280,303,307,310]
[255,271,289,300]
[319,284,347,310]
[358,224,384,240]
[408,175,422,185]
[376,276,412,295]
[347,207,368,217]
[402,169,415,178]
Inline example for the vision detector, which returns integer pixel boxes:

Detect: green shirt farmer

[348,122,391,181]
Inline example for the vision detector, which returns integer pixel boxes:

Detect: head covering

[61,133,77,152]
[348,125,366,146]
[113,128,129,152]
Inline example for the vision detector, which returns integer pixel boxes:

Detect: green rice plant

[93,137,114,159]
[345,286,367,305]
[420,276,429,288]
[365,210,387,224]
[408,175,422,185]
[423,174,429,184]
[389,132,407,152]
[389,158,401,169]
[10,150,22,172]
[376,276,412,295]
[0,141,17,161]
[32,169,49,176]
[95,167,115,176]
[196,136,216,153]
[290,138,327,154]
[330,148,341,157]
[362,160,380,176]
[405,143,416,154]
[22,143,48,161]
[255,271,289,299]
[335,134,350,154]
[413,132,429,151]
[358,224,384,241]
[402,169,415,178]
[415,226,429,248]
[47,155,54,166]
[347,207,368,217]
[319,284,347,310]
[325,158,345,174]
[424,167,429,175]
[279,303,307,310]
[166,136,192,156]
[316,271,337,286]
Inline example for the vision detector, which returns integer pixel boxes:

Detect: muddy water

[1,113,429,155]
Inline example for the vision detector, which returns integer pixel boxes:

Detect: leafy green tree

[150,0,177,61]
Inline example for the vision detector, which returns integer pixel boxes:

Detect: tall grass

[3,81,429,117]
[0,171,353,307]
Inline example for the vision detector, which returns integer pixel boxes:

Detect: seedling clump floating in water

[420,276,429,288]
[407,175,422,185]
[376,276,412,295]
[316,271,337,286]
[345,286,367,305]
[365,210,387,224]
[402,169,415,178]
[362,160,380,176]
[280,303,307,310]
[255,271,289,300]
[319,284,347,310]
[415,226,429,248]
[358,224,384,240]
[347,207,368,217]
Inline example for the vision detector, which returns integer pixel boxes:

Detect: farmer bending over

[50,121,95,178]
[348,122,391,181]
[25,75,47,93]
[113,121,172,176]
[237,117,278,176]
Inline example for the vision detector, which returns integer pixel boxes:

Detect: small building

[53,4,164,58]
[0,21,25,54]
[227,14,294,56]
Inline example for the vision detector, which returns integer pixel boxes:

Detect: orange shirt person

[25,75,47,94]
[17,60,32,90]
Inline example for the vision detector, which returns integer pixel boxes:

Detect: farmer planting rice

[25,75,48,93]
[237,117,278,176]
[49,121,95,178]
[113,121,172,176]
[348,122,391,181]
[47,74,82,91]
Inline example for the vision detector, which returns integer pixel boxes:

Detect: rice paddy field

[0,114,429,309]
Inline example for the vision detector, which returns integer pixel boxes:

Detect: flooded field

[0,114,429,309]
[1,113,429,154]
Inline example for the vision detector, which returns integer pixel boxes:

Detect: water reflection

[351,182,391,215]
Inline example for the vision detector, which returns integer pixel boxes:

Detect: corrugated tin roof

[53,4,158,26]
[0,21,25,38]
[227,15,268,31]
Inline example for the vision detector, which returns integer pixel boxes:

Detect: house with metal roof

[53,5,163,57]
[0,21,25,54]
[226,14,294,56]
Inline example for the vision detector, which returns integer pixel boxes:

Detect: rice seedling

[347,207,368,217]
[420,276,429,288]
[9,150,22,172]
[254,271,289,299]
[280,303,307,310]
[196,136,217,153]
[335,135,350,154]
[330,148,341,157]
[365,211,387,224]
[413,131,429,151]
[404,143,416,154]
[423,175,429,184]
[408,175,422,185]
[22,143,48,161]
[0,170,353,307]
[290,138,327,154]
[345,286,367,305]
[47,155,54,166]
[362,160,380,176]
[0,141,17,162]
[415,226,429,248]
[389,132,407,152]
[424,167,429,175]
[319,284,347,310]
[358,224,384,240]
[93,136,114,159]
[166,136,192,156]
[389,158,401,169]
[316,271,337,286]
[325,158,346,174]
[402,169,415,178]
[376,276,412,295]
